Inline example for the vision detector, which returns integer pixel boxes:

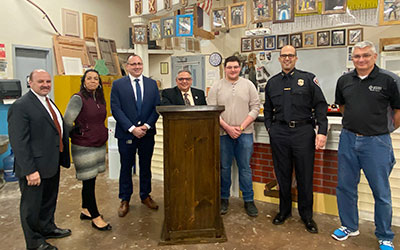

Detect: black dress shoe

[272,213,291,225]
[303,219,318,233]
[28,241,58,250]
[80,213,92,220]
[91,221,112,231]
[44,228,72,239]
[80,213,103,220]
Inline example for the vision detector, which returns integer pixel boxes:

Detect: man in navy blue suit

[111,54,161,217]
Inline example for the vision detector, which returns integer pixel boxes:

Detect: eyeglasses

[177,78,192,81]
[225,66,240,70]
[127,62,143,66]
[280,54,296,59]
[352,54,372,60]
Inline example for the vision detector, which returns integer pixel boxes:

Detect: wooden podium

[157,105,227,245]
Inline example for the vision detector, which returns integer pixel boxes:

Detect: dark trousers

[269,123,315,221]
[19,170,60,249]
[82,177,100,218]
[118,133,155,201]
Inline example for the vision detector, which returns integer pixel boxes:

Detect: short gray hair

[352,41,377,54]
[176,70,192,78]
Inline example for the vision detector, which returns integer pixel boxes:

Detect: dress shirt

[127,74,151,131]
[30,89,63,135]
[181,89,194,106]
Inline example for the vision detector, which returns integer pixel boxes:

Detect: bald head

[279,45,298,74]
[29,69,52,96]
[29,69,48,82]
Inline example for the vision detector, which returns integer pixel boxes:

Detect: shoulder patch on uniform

[313,77,320,86]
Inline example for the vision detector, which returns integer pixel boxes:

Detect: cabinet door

[62,8,80,37]
[83,13,98,41]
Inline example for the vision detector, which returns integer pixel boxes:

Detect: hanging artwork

[379,0,400,26]
[347,28,363,45]
[181,0,188,7]
[253,37,264,51]
[229,2,247,28]
[264,35,276,50]
[303,31,316,47]
[331,29,346,46]
[322,0,347,15]
[317,31,330,46]
[164,0,172,11]
[296,0,318,14]
[149,0,157,14]
[176,14,193,37]
[273,0,295,23]
[251,0,272,23]
[241,38,252,52]
[161,17,175,38]
[135,0,142,15]
[290,33,302,48]
[211,7,228,31]
[277,34,289,49]
[149,20,161,40]
[133,25,147,44]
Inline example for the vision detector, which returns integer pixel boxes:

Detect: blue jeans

[337,129,395,241]
[220,134,254,202]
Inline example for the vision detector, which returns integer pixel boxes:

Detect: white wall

[0,0,131,78]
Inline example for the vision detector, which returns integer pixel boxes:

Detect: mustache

[40,87,50,90]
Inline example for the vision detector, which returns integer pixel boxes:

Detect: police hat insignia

[298,79,304,86]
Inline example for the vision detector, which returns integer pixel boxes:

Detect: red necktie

[46,97,63,152]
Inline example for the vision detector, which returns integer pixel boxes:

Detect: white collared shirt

[128,74,144,101]
[181,89,195,106]
[127,74,150,131]
[30,89,63,134]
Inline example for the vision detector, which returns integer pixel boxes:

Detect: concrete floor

[0,167,399,250]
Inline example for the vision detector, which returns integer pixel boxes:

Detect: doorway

[12,45,53,96]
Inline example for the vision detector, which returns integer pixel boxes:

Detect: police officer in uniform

[264,45,328,233]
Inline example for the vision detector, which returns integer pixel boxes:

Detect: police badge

[298,79,304,86]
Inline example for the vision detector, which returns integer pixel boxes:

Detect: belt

[277,120,312,128]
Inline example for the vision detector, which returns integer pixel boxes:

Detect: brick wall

[250,143,338,195]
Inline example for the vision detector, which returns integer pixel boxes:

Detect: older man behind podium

[161,70,207,106]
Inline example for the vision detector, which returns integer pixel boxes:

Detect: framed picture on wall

[277,34,289,49]
[149,20,161,41]
[133,25,147,44]
[322,0,347,15]
[347,28,363,45]
[176,14,193,37]
[253,37,264,51]
[229,2,247,28]
[211,7,228,31]
[379,0,400,26]
[296,0,318,14]
[160,62,169,74]
[251,0,273,23]
[241,37,252,52]
[161,17,175,38]
[290,33,302,48]
[331,29,346,46]
[273,0,295,23]
[317,31,330,46]
[264,35,276,50]
[303,31,316,47]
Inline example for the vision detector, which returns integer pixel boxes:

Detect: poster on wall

[0,44,5,59]
[251,0,273,23]
[379,0,400,26]
[273,0,295,23]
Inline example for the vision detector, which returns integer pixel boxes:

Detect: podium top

[156,105,225,114]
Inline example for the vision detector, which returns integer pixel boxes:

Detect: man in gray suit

[8,69,71,250]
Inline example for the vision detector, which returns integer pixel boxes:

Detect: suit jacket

[7,91,70,179]
[161,86,207,105]
[111,75,160,139]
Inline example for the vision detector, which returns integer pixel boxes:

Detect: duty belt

[277,120,312,128]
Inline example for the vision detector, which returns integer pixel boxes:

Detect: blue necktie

[135,79,142,115]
